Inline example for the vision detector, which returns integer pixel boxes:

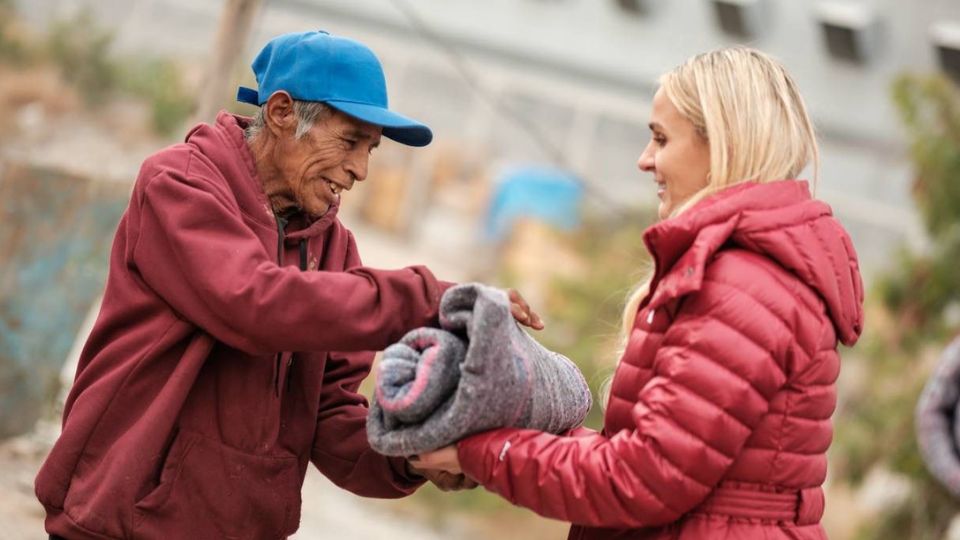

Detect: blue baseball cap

[237,31,432,147]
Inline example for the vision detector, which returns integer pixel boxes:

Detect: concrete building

[16,0,960,278]
[270,0,960,279]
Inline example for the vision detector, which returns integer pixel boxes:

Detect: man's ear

[263,91,297,137]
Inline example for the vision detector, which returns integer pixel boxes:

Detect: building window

[615,0,652,16]
[711,0,765,40]
[815,2,879,64]
[823,23,860,62]
[932,22,960,84]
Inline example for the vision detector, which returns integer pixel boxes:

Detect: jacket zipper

[287,238,308,392]
[272,214,309,397]
[273,215,288,398]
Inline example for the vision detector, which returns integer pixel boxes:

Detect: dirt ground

[0,420,466,540]
[0,421,58,540]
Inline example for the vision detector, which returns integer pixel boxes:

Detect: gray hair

[244,100,333,141]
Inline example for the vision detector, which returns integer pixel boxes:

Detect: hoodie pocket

[133,430,300,539]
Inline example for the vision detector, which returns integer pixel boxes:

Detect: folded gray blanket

[367,283,592,457]
[916,336,960,497]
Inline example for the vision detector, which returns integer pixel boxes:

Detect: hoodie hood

[644,180,864,346]
[183,112,340,242]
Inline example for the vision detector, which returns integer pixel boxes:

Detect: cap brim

[326,101,433,147]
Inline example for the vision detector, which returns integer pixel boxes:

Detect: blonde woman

[412,47,865,539]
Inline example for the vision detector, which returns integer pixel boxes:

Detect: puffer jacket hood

[644,179,864,346]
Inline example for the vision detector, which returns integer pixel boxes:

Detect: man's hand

[418,469,479,492]
[507,289,544,330]
[407,453,478,492]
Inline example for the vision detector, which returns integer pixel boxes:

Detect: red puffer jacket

[458,180,864,539]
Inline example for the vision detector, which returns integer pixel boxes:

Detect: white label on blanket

[498,440,512,462]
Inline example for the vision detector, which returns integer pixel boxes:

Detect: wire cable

[388,0,632,219]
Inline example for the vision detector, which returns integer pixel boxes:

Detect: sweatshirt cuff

[437,280,458,295]
[387,456,427,490]
[429,279,458,327]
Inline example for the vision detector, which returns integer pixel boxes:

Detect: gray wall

[16,0,960,276]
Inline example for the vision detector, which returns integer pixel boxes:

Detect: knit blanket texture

[367,283,592,456]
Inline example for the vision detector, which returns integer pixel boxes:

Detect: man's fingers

[421,469,469,492]
[434,472,456,491]
[508,289,545,330]
[510,302,546,330]
[528,311,545,330]
[508,288,528,308]
[510,302,530,323]
[408,456,426,470]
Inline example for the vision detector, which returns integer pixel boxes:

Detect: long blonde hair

[604,47,819,405]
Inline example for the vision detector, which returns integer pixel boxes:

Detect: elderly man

[35,31,541,539]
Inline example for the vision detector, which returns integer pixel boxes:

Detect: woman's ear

[263,91,297,138]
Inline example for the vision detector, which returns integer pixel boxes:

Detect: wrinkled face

[637,88,711,220]
[273,109,382,218]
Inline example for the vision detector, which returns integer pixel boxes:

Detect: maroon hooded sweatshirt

[35,113,451,539]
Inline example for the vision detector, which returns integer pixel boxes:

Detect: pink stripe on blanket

[377,346,441,413]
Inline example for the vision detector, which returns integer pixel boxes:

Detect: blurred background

[1,0,959,538]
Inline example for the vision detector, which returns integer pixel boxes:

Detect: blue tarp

[484,165,584,241]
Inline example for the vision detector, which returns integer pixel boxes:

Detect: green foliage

[877,75,960,337]
[875,232,960,342]
[893,75,960,239]
[0,7,192,135]
[46,11,119,106]
[0,0,29,63]
[536,215,653,429]
[118,59,193,136]
[834,73,960,538]
[832,334,954,499]
[853,476,957,540]
[832,342,921,484]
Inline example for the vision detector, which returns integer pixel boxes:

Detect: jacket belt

[693,484,824,526]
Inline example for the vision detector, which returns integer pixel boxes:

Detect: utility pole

[194,0,264,123]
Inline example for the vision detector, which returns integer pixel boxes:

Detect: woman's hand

[409,445,463,475]
[507,288,545,330]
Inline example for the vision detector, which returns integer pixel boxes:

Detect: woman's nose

[637,144,655,173]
